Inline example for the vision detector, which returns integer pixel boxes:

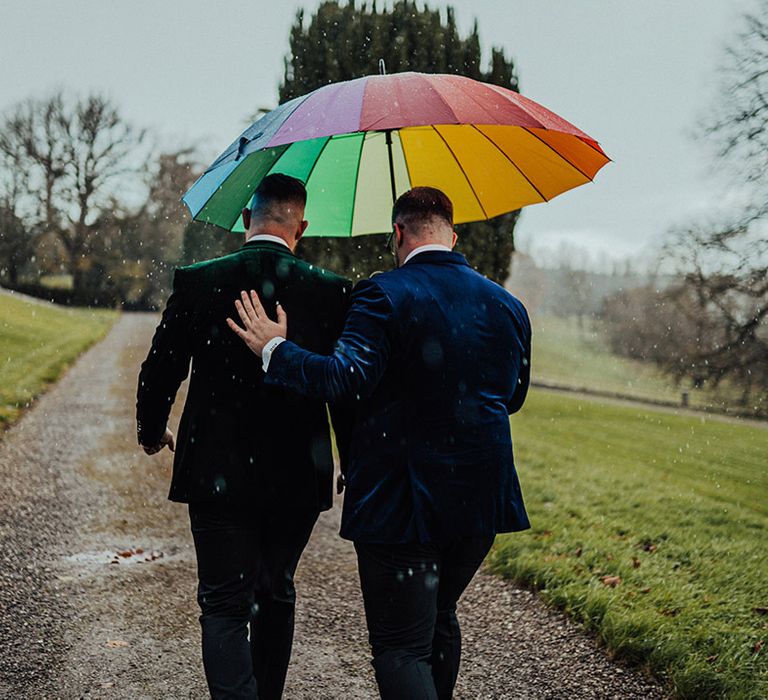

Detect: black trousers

[189,501,318,700]
[355,535,495,700]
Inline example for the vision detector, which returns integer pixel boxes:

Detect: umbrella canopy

[183,72,609,237]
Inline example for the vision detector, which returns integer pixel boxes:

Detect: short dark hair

[392,186,453,228]
[251,173,307,212]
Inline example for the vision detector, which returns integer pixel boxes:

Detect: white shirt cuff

[261,336,286,372]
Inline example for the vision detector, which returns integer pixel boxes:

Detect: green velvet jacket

[136,240,353,511]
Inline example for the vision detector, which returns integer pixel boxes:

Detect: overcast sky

[0,0,753,266]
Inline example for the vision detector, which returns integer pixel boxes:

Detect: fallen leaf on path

[117,550,133,558]
[600,575,621,588]
[105,639,128,649]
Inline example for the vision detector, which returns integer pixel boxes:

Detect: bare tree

[665,220,767,400]
[683,1,768,404]
[0,205,32,286]
[0,92,147,294]
[602,213,767,411]
[0,114,35,285]
[107,149,232,309]
[707,0,768,199]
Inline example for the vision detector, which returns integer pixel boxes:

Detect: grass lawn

[531,315,766,414]
[0,292,117,428]
[491,390,768,699]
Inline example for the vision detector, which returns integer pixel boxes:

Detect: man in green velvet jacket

[136,174,352,700]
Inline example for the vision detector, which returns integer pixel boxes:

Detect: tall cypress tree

[280,0,520,284]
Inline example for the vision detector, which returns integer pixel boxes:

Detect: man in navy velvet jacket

[229,187,531,700]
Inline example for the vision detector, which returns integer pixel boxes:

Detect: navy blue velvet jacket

[266,250,532,544]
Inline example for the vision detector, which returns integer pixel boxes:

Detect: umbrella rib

[184,162,236,221]
[469,125,549,203]
[348,133,367,236]
[301,136,333,189]
[431,125,490,220]
[396,130,415,192]
[208,92,312,171]
[482,83,546,128]
[222,145,293,232]
[224,190,249,232]
[576,136,613,158]
[521,127,595,182]
[416,74,460,123]
[441,75,506,124]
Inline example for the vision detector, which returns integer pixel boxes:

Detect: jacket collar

[401,249,470,268]
[403,243,453,265]
[242,239,295,256]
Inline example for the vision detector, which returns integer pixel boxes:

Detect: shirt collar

[244,234,292,250]
[403,243,453,265]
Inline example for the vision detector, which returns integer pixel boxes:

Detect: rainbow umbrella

[182,72,609,237]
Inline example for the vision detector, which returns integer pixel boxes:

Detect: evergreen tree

[280,0,520,284]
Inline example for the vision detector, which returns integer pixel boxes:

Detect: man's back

[136,173,357,700]
[373,250,529,444]
[137,240,352,509]
[342,250,531,543]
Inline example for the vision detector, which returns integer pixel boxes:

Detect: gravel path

[0,313,666,699]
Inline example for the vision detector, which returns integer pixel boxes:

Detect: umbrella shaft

[385,130,397,205]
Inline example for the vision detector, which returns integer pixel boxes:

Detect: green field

[492,390,767,699]
[532,315,765,414]
[0,292,116,428]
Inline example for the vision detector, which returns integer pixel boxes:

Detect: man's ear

[451,230,458,249]
[296,219,309,243]
[242,208,251,231]
[394,222,404,247]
